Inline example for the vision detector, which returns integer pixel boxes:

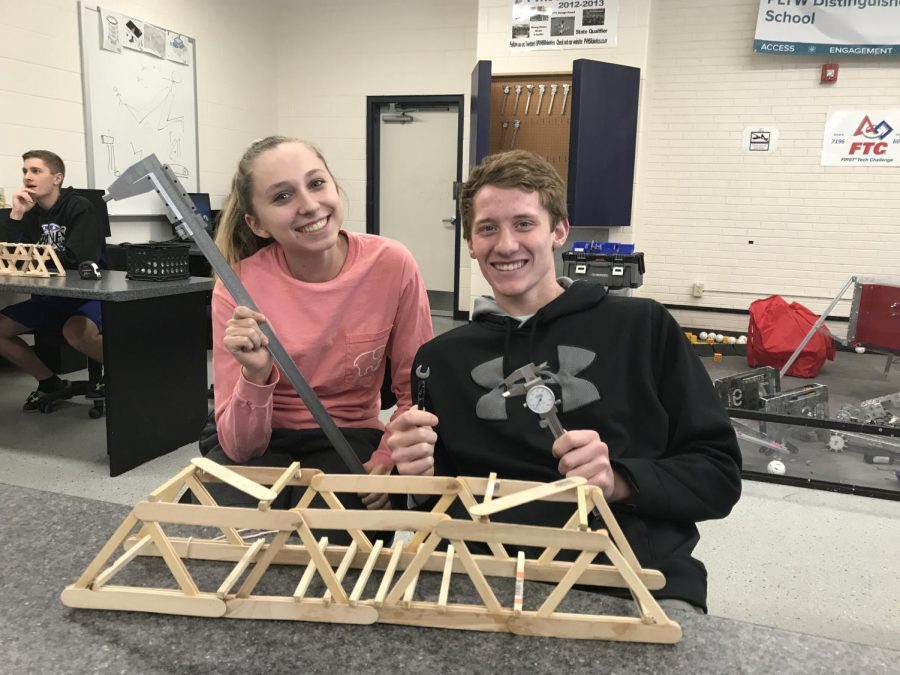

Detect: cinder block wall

[636,0,900,316]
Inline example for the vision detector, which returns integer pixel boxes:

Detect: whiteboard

[78,3,199,216]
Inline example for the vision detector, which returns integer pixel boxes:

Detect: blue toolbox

[562,242,645,289]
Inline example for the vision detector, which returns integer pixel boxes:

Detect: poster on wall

[821,111,900,166]
[753,1,900,57]
[509,0,618,51]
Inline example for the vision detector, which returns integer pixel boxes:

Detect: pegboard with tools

[489,74,573,183]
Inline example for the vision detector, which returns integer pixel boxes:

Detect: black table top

[0,270,213,302]
[1,482,896,674]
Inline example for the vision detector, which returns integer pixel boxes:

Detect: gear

[827,434,846,453]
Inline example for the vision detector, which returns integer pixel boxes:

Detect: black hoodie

[410,279,742,611]
[0,187,105,270]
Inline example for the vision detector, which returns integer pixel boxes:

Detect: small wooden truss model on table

[62,458,682,643]
[0,242,65,277]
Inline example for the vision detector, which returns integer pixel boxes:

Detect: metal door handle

[442,217,457,227]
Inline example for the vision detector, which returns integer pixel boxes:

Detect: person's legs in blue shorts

[0,296,103,410]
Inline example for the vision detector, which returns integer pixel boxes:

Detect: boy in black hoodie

[387,150,741,613]
[0,150,106,411]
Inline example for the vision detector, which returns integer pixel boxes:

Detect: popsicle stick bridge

[61,459,681,643]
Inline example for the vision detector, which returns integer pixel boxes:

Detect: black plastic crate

[124,242,191,281]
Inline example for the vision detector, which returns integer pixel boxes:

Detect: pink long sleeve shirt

[212,231,433,466]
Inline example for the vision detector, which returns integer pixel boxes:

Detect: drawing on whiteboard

[100,134,117,176]
[169,131,182,161]
[100,66,193,180]
[113,68,185,132]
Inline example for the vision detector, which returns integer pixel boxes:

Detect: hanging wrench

[499,120,509,147]
[415,365,430,411]
[560,83,571,115]
[512,84,523,115]
[510,120,521,148]
[523,84,534,115]
[546,84,558,116]
[535,84,546,115]
[499,85,511,114]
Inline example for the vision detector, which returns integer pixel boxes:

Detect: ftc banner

[821,111,900,166]
[754,0,900,57]
[509,0,618,51]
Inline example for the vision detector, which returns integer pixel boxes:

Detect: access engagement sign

[754,0,900,57]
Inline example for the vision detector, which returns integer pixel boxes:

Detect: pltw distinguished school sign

[754,0,900,56]
[821,111,900,166]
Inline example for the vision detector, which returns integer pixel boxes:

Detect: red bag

[747,296,836,378]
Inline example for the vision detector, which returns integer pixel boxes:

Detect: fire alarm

[821,63,839,83]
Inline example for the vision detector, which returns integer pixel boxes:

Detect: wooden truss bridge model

[62,458,682,643]
[0,242,65,277]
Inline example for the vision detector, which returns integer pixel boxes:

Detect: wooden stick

[191,458,276,503]
[217,539,265,598]
[373,541,406,607]
[134,501,300,532]
[576,485,589,531]
[437,543,455,612]
[436,519,608,553]
[148,465,196,503]
[236,530,291,598]
[463,475,586,503]
[605,540,670,625]
[194,464,320,488]
[402,568,420,606]
[349,539,384,605]
[225,597,378,624]
[315,490,372,553]
[449,539,502,614]
[537,510,581,564]
[456,482,509,561]
[384,534,442,606]
[294,519,349,604]
[483,472,498,505]
[92,534,152,590]
[293,537,328,600]
[183,474,244,546]
[467,476,586,518]
[310,474,461,495]
[589,487,641,571]
[259,461,301,510]
[404,491,458,551]
[145,521,200,596]
[323,541,357,606]
[535,549,595,618]
[72,513,140,589]
[513,550,525,616]
[61,586,225,618]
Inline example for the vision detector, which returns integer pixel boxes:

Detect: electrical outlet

[692,282,704,298]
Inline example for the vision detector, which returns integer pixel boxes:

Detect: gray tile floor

[1,315,898,651]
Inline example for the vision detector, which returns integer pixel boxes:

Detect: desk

[0,271,213,475]
[2,483,896,674]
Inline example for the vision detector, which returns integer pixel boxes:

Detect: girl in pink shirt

[202,136,433,510]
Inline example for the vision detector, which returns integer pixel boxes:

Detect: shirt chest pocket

[344,327,392,389]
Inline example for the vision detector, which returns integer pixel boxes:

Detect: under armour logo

[471,346,601,421]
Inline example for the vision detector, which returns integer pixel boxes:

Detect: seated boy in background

[0,150,106,410]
